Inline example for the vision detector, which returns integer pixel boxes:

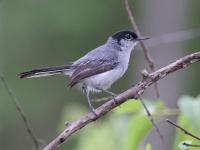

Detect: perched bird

[18,30,149,115]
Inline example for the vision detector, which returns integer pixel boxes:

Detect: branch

[139,96,166,150]
[0,77,42,150]
[166,119,200,140]
[183,143,200,147]
[124,0,160,97]
[44,51,200,150]
[146,27,200,49]
[91,96,112,102]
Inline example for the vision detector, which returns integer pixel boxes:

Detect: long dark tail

[18,65,71,79]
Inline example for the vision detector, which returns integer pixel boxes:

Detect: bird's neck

[106,38,122,51]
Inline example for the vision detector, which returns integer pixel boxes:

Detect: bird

[18,30,149,115]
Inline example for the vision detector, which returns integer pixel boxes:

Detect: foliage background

[0,0,200,150]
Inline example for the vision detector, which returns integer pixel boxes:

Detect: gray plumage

[18,30,149,114]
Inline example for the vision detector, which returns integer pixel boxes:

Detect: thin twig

[167,119,200,149]
[166,119,200,141]
[138,95,166,150]
[91,96,112,102]
[124,0,160,98]
[183,143,200,147]
[44,51,200,150]
[145,27,200,49]
[0,76,41,150]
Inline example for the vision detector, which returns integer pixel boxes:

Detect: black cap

[112,30,138,42]
[112,30,149,42]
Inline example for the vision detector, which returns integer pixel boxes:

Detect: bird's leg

[95,87,119,105]
[82,85,97,116]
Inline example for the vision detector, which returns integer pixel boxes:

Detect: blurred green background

[0,0,200,150]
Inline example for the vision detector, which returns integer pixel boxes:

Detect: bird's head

[111,30,149,51]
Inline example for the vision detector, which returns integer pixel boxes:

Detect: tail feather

[18,65,71,79]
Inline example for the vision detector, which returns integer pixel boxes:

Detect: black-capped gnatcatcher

[18,30,149,115]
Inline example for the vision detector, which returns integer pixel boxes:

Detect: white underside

[76,66,125,93]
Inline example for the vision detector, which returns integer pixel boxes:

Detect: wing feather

[68,60,118,88]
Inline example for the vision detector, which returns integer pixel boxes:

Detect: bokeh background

[0,0,200,150]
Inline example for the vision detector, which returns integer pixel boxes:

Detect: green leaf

[145,143,152,150]
[124,114,152,150]
[76,119,116,150]
[173,96,200,150]
[114,100,141,114]
[114,99,165,116]
[57,102,88,133]
[178,140,192,150]
[173,114,200,150]
[155,101,165,110]
[173,115,191,150]
[178,95,200,135]
[140,100,165,115]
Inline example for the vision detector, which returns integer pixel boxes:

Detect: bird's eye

[125,34,133,40]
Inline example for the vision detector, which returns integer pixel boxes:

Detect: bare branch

[183,143,200,147]
[91,96,112,102]
[139,96,166,150]
[44,51,200,150]
[146,28,200,49]
[0,77,42,150]
[124,0,154,69]
[166,119,200,141]
[124,0,160,97]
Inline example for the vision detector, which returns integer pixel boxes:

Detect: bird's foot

[110,93,121,107]
[89,106,97,117]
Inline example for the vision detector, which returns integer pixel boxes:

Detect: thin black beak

[137,36,150,41]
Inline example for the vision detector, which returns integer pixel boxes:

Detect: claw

[90,107,97,116]
[110,94,121,107]
[111,93,118,98]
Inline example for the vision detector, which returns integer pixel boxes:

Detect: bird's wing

[68,60,118,88]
